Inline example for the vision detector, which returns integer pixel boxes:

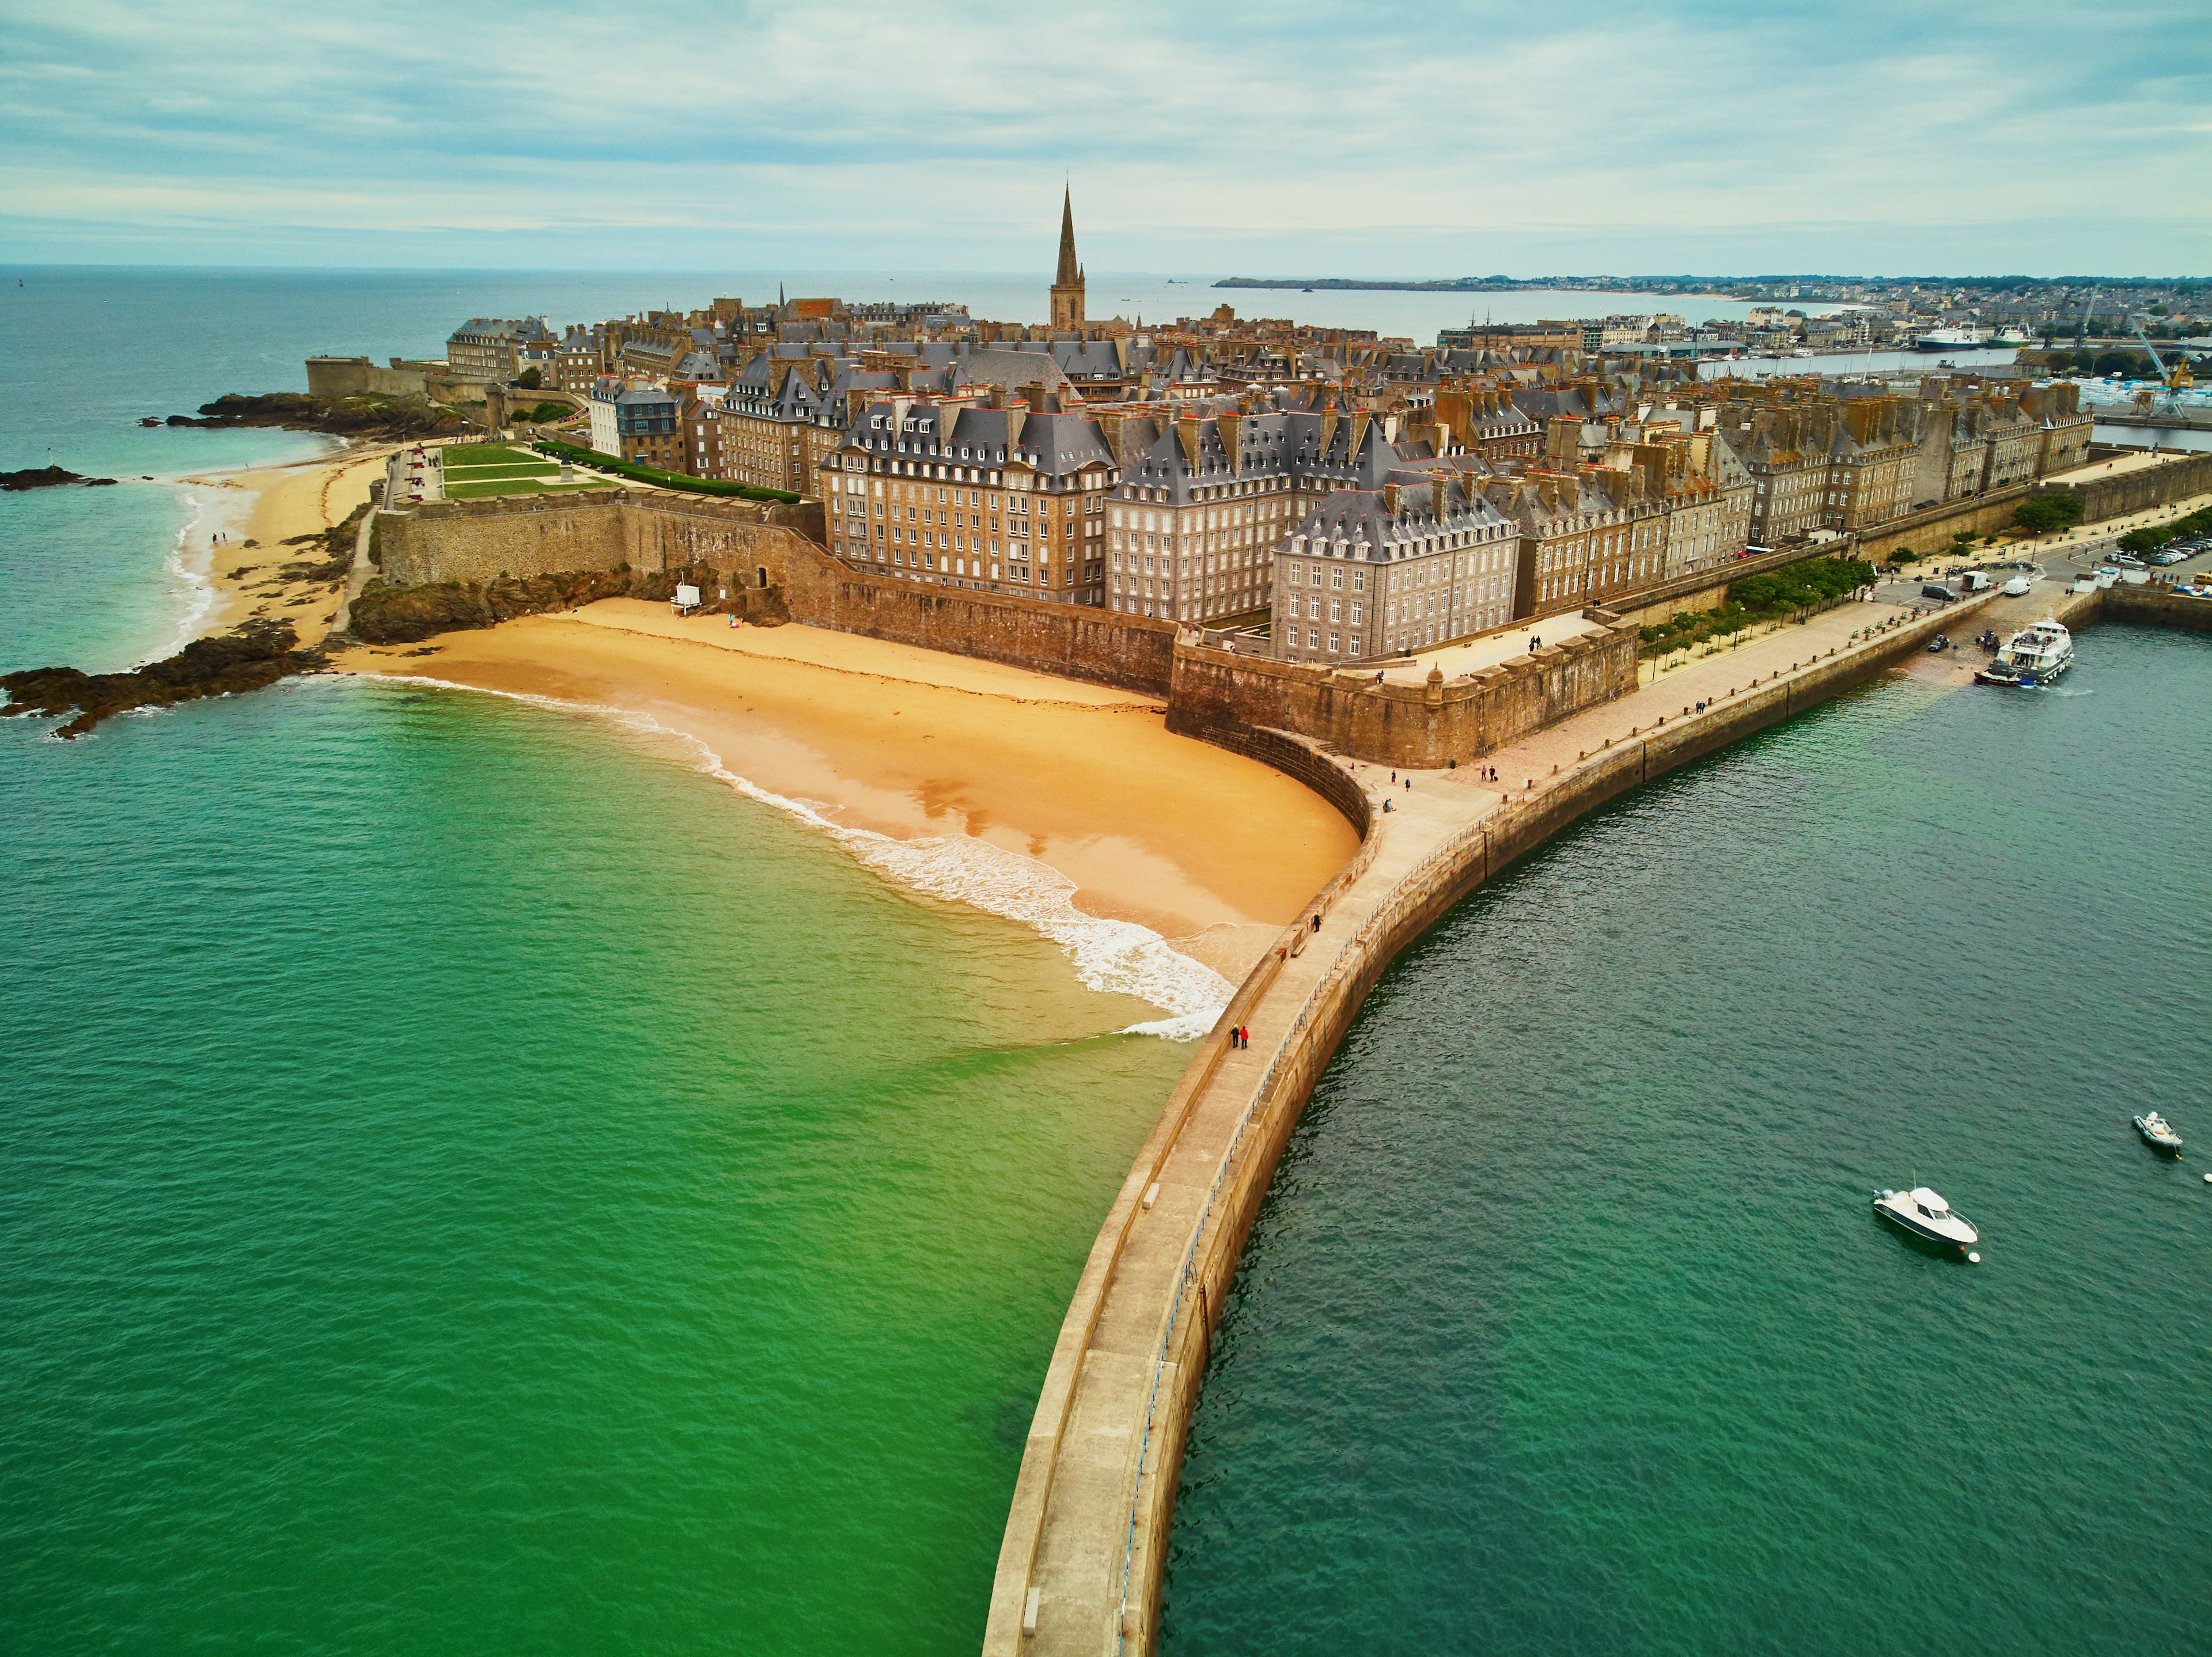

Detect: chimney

[1383,481,1403,515]
[988,383,1006,410]
[1020,380,1047,411]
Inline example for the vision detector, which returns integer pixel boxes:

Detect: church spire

[1056,186,1080,286]
[1050,187,1086,331]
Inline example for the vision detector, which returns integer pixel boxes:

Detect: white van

[1957,571,1992,593]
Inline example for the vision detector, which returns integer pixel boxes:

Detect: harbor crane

[2126,316,2194,418]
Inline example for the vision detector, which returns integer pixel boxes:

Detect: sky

[1,0,2206,276]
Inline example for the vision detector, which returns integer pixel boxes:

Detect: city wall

[2035,449,2212,521]
[305,355,433,399]
[2103,583,2212,633]
[1854,487,2031,563]
[376,490,1178,698]
[1169,620,1638,768]
[375,492,1638,756]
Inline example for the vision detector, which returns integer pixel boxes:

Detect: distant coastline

[1211,276,1735,295]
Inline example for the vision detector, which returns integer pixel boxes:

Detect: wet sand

[335,600,1361,985]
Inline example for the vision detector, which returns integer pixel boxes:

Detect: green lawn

[441,443,541,469]
[440,462,560,481]
[442,478,614,500]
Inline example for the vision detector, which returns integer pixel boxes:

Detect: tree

[516,367,542,389]
[2013,494,2084,534]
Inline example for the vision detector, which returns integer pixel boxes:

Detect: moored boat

[1874,1186,1980,1255]
[1916,324,1989,351]
[1991,619,2074,684]
[2134,1112,2184,1154]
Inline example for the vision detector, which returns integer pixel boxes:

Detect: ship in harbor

[1975,619,2075,686]
[1915,324,1990,351]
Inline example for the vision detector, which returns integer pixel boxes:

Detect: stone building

[1271,475,1519,662]
[719,362,822,494]
[824,387,1112,605]
[683,399,725,480]
[2025,383,2094,476]
[555,326,605,394]
[586,380,681,468]
[445,317,551,382]
[1102,400,1407,624]
[1491,469,1647,621]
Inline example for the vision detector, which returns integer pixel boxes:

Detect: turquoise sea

[2,270,1206,1654]
[1164,630,2212,1655]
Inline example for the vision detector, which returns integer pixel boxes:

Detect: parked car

[1922,582,1961,602]
[2111,553,2146,569]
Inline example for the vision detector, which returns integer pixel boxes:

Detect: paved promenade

[984,591,1982,1656]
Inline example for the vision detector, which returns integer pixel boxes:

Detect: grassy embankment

[439,442,609,500]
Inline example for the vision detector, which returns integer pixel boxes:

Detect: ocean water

[1163,628,2212,1654]
[1,269,1221,1654]
[0,677,1190,1655]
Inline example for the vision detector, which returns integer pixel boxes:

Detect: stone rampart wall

[376,490,1178,697]
[1168,619,1638,767]
[1853,487,2031,563]
[305,357,430,399]
[2037,450,2212,521]
[2104,584,2212,632]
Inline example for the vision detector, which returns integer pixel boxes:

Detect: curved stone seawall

[983,593,1993,1657]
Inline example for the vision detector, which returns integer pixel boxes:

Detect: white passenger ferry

[1987,619,2075,685]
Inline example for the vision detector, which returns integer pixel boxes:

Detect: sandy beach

[179,442,397,646]
[336,600,1360,987]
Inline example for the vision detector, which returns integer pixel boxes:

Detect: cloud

[0,0,2205,271]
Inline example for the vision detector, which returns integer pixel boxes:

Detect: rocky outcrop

[348,561,789,644]
[3,465,118,491]
[165,392,464,439]
[348,569,637,643]
[2,621,324,738]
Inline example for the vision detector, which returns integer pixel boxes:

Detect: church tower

[1050,187,1085,332]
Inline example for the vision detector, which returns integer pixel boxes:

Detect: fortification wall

[305,356,430,399]
[1168,619,1638,767]
[374,490,1177,697]
[2104,584,2212,632]
[2037,450,2212,521]
[1854,488,2030,563]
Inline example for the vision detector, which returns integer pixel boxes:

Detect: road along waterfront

[983,590,2005,1654]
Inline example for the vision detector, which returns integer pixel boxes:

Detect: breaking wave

[361,674,1233,1037]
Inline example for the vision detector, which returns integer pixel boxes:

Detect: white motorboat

[2134,1112,2184,1155]
[1993,619,2074,684]
[1874,1186,1980,1253]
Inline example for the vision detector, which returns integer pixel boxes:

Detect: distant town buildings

[411,197,2145,672]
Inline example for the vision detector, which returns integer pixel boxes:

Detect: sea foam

[362,674,1233,1037]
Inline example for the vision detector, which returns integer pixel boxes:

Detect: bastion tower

[1050,187,1085,332]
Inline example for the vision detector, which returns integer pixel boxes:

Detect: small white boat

[1874,1186,1980,1254]
[2134,1112,2184,1154]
